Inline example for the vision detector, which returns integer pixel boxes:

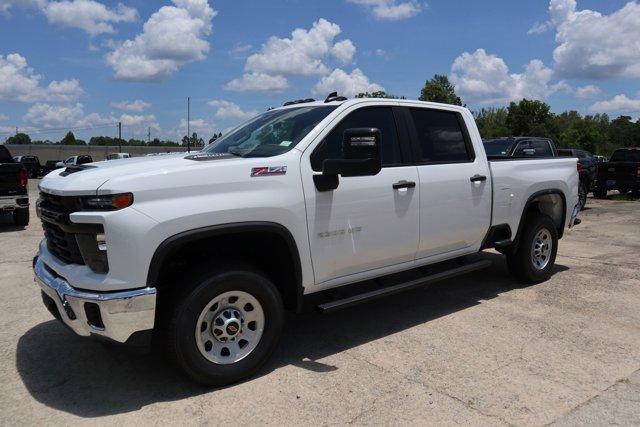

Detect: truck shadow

[16,252,568,417]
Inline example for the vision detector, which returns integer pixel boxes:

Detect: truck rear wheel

[578,182,587,210]
[13,208,29,226]
[506,213,558,283]
[167,267,284,386]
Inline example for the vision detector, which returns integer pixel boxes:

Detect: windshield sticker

[251,166,287,177]
[279,140,293,147]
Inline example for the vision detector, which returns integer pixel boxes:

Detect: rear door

[0,147,24,197]
[403,106,492,260]
[301,105,420,286]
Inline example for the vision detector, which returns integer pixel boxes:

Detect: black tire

[578,182,587,210]
[167,267,284,386]
[13,208,29,226]
[593,186,607,199]
[506,213,558,283]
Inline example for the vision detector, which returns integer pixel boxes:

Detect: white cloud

[42,0,137,36]
[177,117,216,141]
[0,114,8,121]
[313,68,384,98]
[589,94,640,115]
[574,85,601,99]
[106,0,216,82]
[225,72,289,92]
[244,19,352,77]
[449,49,562,105]
[207,100,258,121]
[228,42,252,57]
[537,0,640,79]
[348,0,421,20]
[0,53,83,103]
[0,0,136,36]
[22,102,159,131]
[111,99,152,112]
[331,39,356,65]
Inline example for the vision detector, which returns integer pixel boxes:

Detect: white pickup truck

[34,96,580,385]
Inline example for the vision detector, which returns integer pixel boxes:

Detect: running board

[317,259,492,314]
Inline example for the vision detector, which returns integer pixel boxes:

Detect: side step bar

[317,259,492,314]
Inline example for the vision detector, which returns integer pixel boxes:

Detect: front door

[301,106,420,286]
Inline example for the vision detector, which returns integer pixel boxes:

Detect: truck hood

[39,152,242,195]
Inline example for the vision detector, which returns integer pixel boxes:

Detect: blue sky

[1,0,639,143]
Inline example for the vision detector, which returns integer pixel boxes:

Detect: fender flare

[147,221,304,311]
[512,189,567,249]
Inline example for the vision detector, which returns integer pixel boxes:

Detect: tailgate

[0,163,25,196]
[603,162,638,183]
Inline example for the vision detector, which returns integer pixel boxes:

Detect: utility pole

[118,122,122,153]
[147,127,151,144]
[15,127,18,136]
[187,96,191,153]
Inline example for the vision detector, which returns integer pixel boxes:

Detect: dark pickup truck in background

[594,148,640,198]
[13,155,42,178]
[0,145,30,226]
[558,149,597,210]
[482,137,558,158]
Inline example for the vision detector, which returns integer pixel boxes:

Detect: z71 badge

[251,166,287,177]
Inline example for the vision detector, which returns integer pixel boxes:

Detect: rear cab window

[407,108,474,163]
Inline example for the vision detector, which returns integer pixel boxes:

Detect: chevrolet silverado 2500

[33,97,580,385]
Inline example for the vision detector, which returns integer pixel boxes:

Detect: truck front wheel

[167,267,284,386]
[506,213,558,283]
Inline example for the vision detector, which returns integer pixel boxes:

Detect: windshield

[204,106,336,157]
[611,149,640,162]
[483,139,515,157]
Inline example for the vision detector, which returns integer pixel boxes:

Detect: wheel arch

[147,221,304,312]
[512,189,567,250]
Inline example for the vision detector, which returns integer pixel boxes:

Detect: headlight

[84,193,134,210]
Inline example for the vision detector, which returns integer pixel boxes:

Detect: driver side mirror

[314,128,382,191]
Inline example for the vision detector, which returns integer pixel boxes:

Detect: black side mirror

[314,128,382,191]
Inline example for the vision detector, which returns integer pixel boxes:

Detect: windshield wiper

[227,147,245,157]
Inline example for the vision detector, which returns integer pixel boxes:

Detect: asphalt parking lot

[0,180,639,425]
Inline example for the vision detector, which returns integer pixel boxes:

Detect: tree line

[3,130,223,148]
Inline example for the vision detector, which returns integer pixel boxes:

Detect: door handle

[392,180,416,190]
[470,174,487,183]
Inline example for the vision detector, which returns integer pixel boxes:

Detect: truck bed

[489,157,579,237]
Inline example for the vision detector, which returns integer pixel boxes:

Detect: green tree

[419,74,462,106]
[506,99,553,137]
[356,91,404,99]
[474,107,509,138]
[59,131,85,145]
[5,132,31,145]
[609,116,640,148]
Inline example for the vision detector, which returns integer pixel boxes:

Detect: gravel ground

[0,180,639,425]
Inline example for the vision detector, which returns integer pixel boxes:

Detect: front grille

[39,192,85,265]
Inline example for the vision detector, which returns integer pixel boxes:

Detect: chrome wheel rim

[531,228,552,270]
[195,291,265,365]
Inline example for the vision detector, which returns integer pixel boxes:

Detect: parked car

[42,160,62,176]
[0,146,29,225]
[12,155,42,178]
[482,137,558,158]
[33,97,580,385]
[56,155,94,168]
[557,149,597,210]
[594,148,640,198]
[106,153,131,160]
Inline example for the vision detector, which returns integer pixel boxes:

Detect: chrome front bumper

[33,256,156,343]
